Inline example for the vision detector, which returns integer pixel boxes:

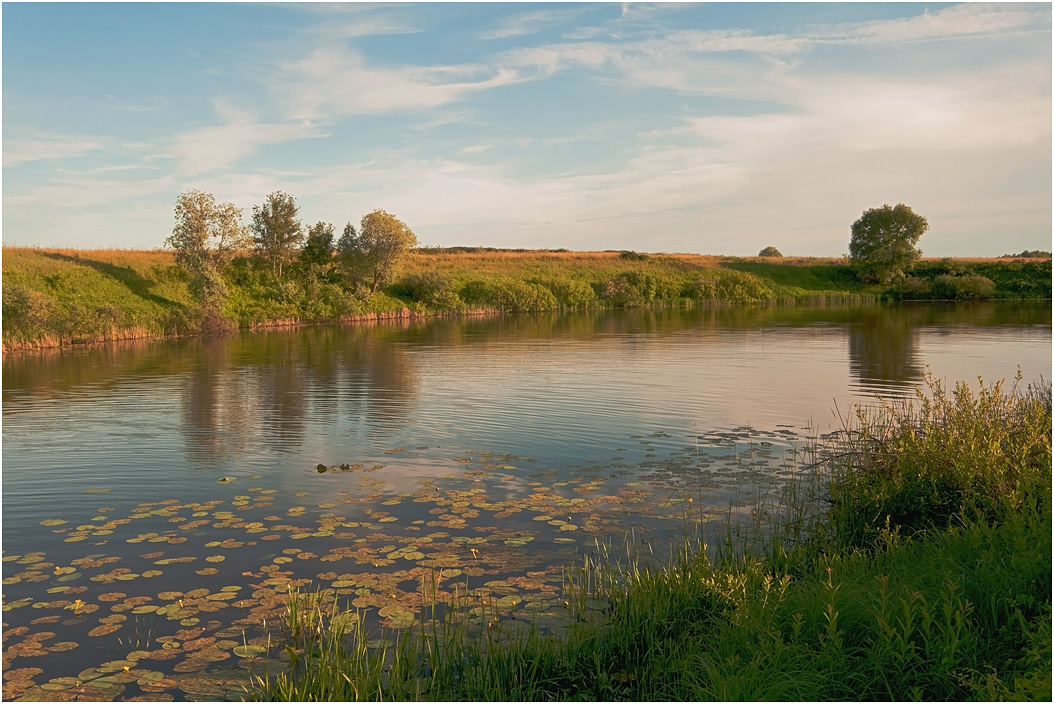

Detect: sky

[2,2,1051,256]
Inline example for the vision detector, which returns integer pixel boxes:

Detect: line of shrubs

[888,259,1051,301]
[388,268,787,312]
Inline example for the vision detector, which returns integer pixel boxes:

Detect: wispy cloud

[3,133,109,167]
[478,8,589,40]
[270,47,533,121]
[168,100,329,175]
[4,173,176,208]
[829,2,1047,45]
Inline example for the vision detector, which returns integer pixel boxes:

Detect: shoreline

[4,246,1049,354]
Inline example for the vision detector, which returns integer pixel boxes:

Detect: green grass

[3,246,1049,350]
[247,375,1052,702]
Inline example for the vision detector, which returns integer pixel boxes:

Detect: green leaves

[849,203,929,284]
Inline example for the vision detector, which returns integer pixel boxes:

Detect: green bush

[933,274,996,300]
[2,283,57,341]
[528,278,598,308]
[827,374,1052,549]
[391,272,465,310]
[686,270,775,304]
[596,271,680,307]
[619,250,649,261]
[459,278,558,312]
[891,276,931,298]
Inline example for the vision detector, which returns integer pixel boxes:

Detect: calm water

[2,302,1050,699]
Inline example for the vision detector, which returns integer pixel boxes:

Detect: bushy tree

[166,189,250,307]
[849,203,928,283]
[251,191,303,277]
[336,210,418,298]
[758,246,782,257]
[301,221,335,268]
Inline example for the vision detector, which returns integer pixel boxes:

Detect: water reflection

[3,302,1050,442]
[848,308,925,394]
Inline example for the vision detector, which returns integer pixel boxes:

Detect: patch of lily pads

[3,428,806,701]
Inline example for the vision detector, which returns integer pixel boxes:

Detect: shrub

[685,270,775,304]
[758,246,783,257]
[391,272,464,310]
[528,278,597,308]
[596,271,663,307]
[826,373,1052,549]
[619,250,649,261]
[892,276,931,298]
[2,283,56,337]
[459,278,557,312]
[933,273,996,300]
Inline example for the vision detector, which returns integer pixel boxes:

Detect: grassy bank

[3,246,1049,350]
[248,375,1052,701]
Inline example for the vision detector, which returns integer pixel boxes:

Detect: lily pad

[232,644,267,658]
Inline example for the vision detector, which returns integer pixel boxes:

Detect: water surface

[2,302,1050,699]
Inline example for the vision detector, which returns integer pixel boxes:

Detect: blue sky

[3,2,1050,256]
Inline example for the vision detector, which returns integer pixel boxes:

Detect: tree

[250,191,303,277]
[758,246,782,257]
[336,210,418,297]
[300,221,335,268]
[849,203,928,283]
[166,189,250,307]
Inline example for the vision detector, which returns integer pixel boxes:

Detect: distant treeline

[2,247,1050,350]
[1002,249,1052,258]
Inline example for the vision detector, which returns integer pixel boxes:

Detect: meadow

[3,246,1049,351]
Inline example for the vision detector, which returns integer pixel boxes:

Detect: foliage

[166,190,250,310]
[336,210,418,298]
[4,245,1051,349]
[618,250,649,261]
[1002,250,1051,258]
[527,277,598,308]
[825,373,1052,549]
[758,246,783,257]
[686,269,776,304]
[460,278,558,312]
[932,273,996,300]
[849,203,929,284]
[250,191,303,278]
[390,272,465,310]
[595,271,681,307]
[301,221,335,268]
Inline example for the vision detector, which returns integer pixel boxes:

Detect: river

[2,301,1050,700]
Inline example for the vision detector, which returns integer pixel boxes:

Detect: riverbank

[2,246,1050,351]
[251,375,1052,701]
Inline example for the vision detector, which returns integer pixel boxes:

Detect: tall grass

[247,376,1052,701]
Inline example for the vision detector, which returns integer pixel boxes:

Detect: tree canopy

[337,210,418,297]
[758,246,782,257]
[301,221,335,268]
[166,189,250,305]
[849,203,929,283]
[251,191,303,277]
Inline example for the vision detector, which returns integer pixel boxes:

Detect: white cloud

[478,8,588,40]
[3,134,109,167]
[833,3,1047,45]
[270,47,535,121]
[168,100,328,175]
[4,173,176,209]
